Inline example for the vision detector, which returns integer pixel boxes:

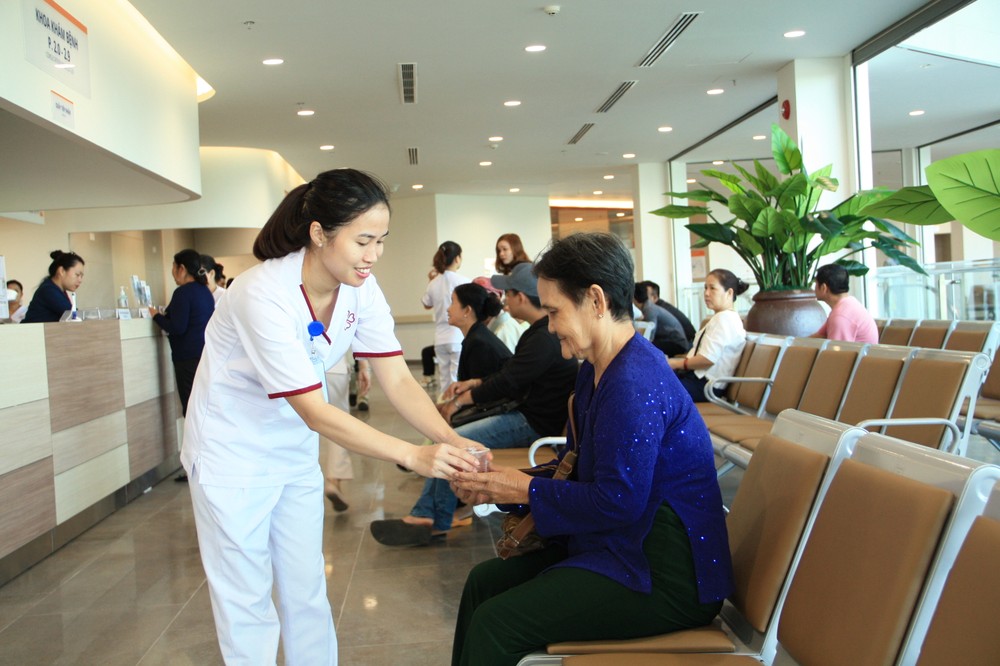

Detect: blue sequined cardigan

[525,333,734,601]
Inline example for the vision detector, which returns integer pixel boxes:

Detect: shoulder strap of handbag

[503,393,578,548]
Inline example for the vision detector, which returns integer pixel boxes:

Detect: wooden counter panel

[45,321,126,433]
[126,394,179,478]
[51,410,127,475]
[0,399,52,477]
[121,335,173,407]
[54,445,130,524]
[0,458,56,559]
[0,324,48,409]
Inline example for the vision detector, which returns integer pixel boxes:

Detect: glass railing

[874,259,1000,321]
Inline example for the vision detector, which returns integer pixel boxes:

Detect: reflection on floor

[0,367,996,664]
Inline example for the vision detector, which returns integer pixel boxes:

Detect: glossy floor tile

[1,366,996,665]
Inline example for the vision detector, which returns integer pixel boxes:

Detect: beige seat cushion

[880,324,914,346]
[908,325,949,349]
[973,397,1000,420]
[759,346,818,416]
[565,654,761,666]
[916,516,1000,665]
[798,349,857,419]
[708,419,772,444]
[884,357,966,446]
[944,328,989,353]
[837,356,904,426]
[548,622,735,656]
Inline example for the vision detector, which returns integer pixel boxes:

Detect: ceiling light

[412,184,424,190]
[54,63,75,69]
[658,126,673,133]
[686,178,697,183]
[504,100,521,107]
[784,30,806,38]
[706,88,724,95]
[593,190,603,195]
[622,153,636,159]
[479,161,493,166]
[603,175,614,180]
[319,145,334,151]
[575,217,584,222]
[616,212,625,217]
[296,109,315,116]
[525,45,546,52]
[909,109,925,116]
[509,188,520,193]
[752,134,767,140]
[489,136,504,142]
[712,160,724,165]
[262,58,284,65]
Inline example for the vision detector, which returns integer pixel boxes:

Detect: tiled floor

[1,369,997,665]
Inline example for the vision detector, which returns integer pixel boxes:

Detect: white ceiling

[125,0,981,205]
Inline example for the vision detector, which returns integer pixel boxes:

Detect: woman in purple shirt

[450,233,733,666]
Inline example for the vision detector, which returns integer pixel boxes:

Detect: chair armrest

[856,417,962,454]
[528,437,567,467]
[703,376,774,406]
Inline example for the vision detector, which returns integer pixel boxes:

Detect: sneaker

[357,396,369,411]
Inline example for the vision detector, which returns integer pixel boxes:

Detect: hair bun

[50,250,64,260]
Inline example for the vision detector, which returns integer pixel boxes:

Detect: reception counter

[0,319,180,585]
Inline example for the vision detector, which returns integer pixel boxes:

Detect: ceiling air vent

[398,63,417,104]
[596,82,636,113]
[568,123,595,145]
[407,147,419,165]
[637,12,700,67]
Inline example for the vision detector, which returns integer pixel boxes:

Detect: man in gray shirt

[634,283,690,356]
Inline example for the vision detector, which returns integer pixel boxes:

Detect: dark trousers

[452,505,722,666]
[421,345,436,377]
[676,370,724,403]
[173,357,200,416]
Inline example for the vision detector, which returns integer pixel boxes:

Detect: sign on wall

[22,0,91,97]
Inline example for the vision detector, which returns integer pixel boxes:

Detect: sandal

[326,490,349,512]
[370,519,433,546]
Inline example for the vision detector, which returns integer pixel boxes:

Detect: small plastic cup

[466,447,490,472]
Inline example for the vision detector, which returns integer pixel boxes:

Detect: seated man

[634,283,690,357]
[645,280,696,343]
[370,262,579,546]
[810,263,878,344]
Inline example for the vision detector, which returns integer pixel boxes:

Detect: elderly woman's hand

[451,466,533,505]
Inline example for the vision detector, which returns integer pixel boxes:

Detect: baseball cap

[490,262,538,298]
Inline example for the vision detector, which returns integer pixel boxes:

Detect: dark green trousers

[452,505,723,666]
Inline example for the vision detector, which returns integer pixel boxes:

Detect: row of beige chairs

[874,318,1000,453]
[516,410,1000,666]
[700,334,990,475]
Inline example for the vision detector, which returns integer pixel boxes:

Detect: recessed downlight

[262,58,284,65]
[297,109,315,116]
[489,136,504,142]
[593,190,603,195]
[712,160,724,165]
[575,217,584,222]
[686,178,697,183]
[784,30,806,38]
[752,134,767,141]
[509,187,520,193]
[909,109,925,116]
[319,145,334,151]
[525,45,546,53]
[658,126,673,133]
[479,161,493,166]
[706,88,724,95]
[412,184,424,190]
[622,153,636,159]
[503,100,522,107]
[603,175,615,180]
[616,212,625,217]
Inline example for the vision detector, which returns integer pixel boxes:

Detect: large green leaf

[774,173,809,210]
[751,206,784,237]
[869,217,918,244]
[754,160,779,194]
[835,259,869,277]
[650,204,707,218]
[733,163,764,196]
[701,169,746,195]
[926,149,1000,240]
[860,185,953,225]
[729,194,765,223]
[736,227,763,255]
[663,189,723,203]
[686,222,736,244]
[876,241,928,276]
[832,188,893,218]
[771,124,802,175]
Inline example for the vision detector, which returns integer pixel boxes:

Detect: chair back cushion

[726,435,828,632]
[909,325,949,349]
[798,349,857,419]
[763,346,819,416]
[884,357,966,446]
[943,328,988,353]
[981,353,1000,401]
[880,323,915,346]
[738,344,781,410]
[779,459,953,665]
[837,356,905,426]
[726,340,756,402]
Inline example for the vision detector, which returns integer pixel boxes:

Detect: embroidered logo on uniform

[345,311,356,330]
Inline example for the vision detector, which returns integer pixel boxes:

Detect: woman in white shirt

[182,169,481,665]
[667,269,748,402]
[422,241,469,391]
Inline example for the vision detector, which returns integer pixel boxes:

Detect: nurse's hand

[404,443,479,479]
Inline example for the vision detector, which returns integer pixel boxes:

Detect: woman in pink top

[811,264,879,344]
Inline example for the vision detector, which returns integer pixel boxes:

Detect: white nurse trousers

[189,468,337,665]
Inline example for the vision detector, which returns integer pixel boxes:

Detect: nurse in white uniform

[182,168,481,665]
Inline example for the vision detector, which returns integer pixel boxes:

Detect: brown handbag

[496,394,578,560]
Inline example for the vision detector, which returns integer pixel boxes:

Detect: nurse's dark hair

[253,168,391,261]
[432,241,462,274]
[174,249,208,286]
[533,232,634,322]
[453,283,502,322]
[46,250,84,279]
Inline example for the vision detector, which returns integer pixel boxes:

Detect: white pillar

[630,162,674,299]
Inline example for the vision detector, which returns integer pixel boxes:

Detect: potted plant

[652,124,926,335]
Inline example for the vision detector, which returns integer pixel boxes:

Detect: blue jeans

[410,411,541,532]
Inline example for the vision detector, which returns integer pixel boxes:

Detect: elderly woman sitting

[449,233,733,666]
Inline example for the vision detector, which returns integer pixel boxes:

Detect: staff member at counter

[22,250,85,323]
